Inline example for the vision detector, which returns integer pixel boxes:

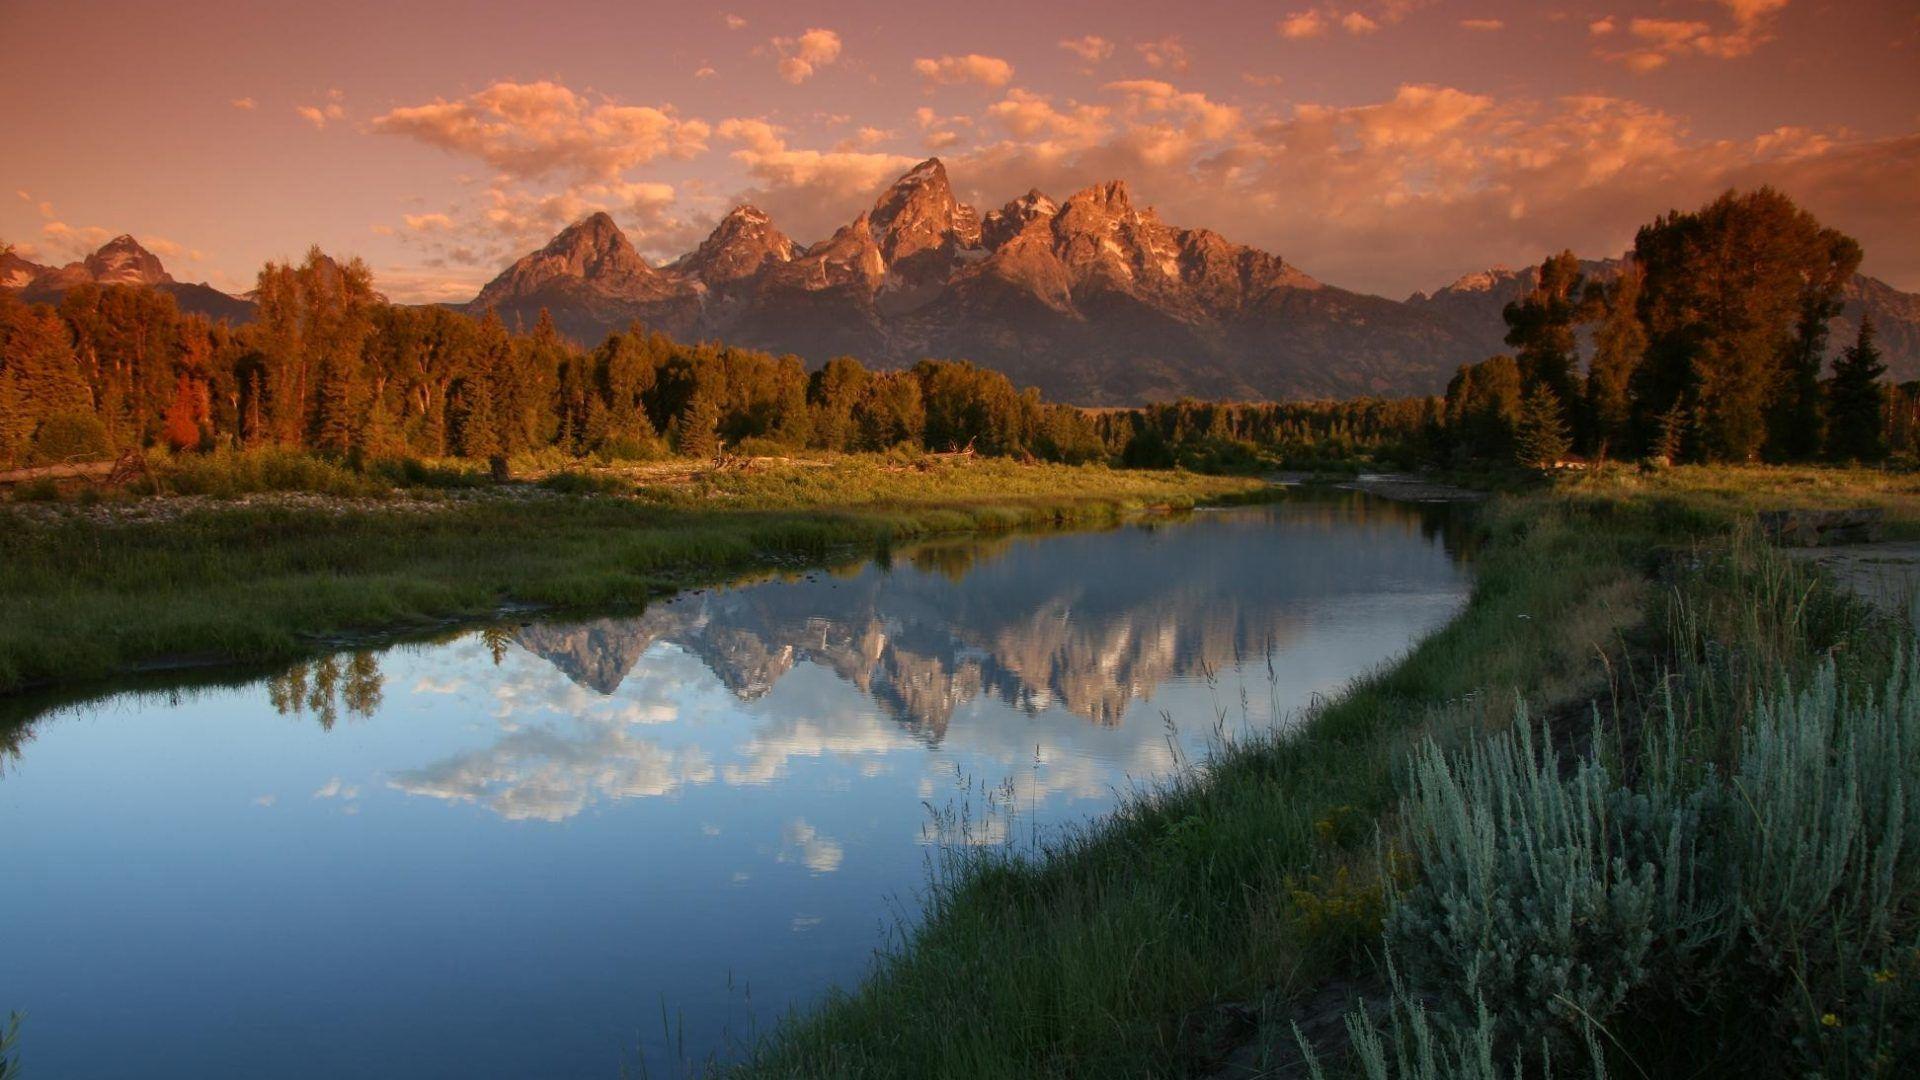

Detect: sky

[3,0,1917,303]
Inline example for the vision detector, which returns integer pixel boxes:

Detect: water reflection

[0,492,1471,1080]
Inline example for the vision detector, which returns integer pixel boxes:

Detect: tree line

[1441,187,1893,467]
[0,243,1452,473]
[0,189,1906,475]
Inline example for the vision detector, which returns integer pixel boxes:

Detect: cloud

[1342,12,1381,34]
[1278,11,1327,39]
[41,221,115,258]
[230,96,257,110]
[715,117,917,238]
[778,819,844,873]
[1459,18,1504,31]
[984,88,1112,144]
[1058,35,1114,63]
[296,99,345,129]
[695,65,716,79]
[391,724,714,822]
[724,13,746,30]
[1597,1,1791,70]
[313,777,360,799]
[771,27,842,84]
[914,54,1015,88]
[371,80,709,181]
[1134,36,1190,73]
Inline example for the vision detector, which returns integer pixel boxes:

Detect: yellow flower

[1872,969,1895,985]
[1821,1013,1841,1028]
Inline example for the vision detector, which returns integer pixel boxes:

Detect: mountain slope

[468,159,1491,403]
[6,235,257,325]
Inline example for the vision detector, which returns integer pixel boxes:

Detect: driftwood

[0,450,152,491]
[1757,507,1885,547]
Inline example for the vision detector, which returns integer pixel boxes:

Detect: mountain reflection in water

[1,493,1471,1080]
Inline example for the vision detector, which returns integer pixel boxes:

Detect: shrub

[28,411,111,465]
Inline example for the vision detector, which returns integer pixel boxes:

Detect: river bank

[726,463,1920,1078]
[0,454,1263,697]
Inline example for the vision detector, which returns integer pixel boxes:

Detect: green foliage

[1828,318,1889,462]
[28,411,112,465]
[0,1011,20,1080]
[1513,387,1572,469]
[1365,540,1920,1075]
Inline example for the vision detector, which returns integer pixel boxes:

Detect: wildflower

[1821,1013,1841,1028]
[1872,968,1895,985]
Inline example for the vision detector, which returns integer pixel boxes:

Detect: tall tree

[1502,251,1585,435]
[1826,317,1889,462]
[1631,187,1861,462]
[1583,263,1647,459]
[1514,386,1572,469]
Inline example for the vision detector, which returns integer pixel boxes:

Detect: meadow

[0,449,1261,695]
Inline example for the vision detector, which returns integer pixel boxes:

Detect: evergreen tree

[1514,386,1572,469]
[672,392,721,459]
[1826,317,1888,462]
[1583,264,1647,459]
[1502,251,1585,436]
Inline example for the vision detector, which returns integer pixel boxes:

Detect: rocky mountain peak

[475,211,667,309]
[982,189,1059,250]
[678,204,799,287]
[868,157,981,272]
[83,234,173,286]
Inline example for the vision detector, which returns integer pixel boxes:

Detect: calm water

[2,494,1471,1078]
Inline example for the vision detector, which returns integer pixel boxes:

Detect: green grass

[0,454,1259,695]
[721,465,1916,1079]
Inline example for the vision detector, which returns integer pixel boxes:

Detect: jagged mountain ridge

[7,181,1918,399]
[8,234,255,324]
[467,158,1492,403]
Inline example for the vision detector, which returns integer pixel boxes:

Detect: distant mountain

[1408,258,1920,382]
[469,158,1491,404]
[5,235,257,325]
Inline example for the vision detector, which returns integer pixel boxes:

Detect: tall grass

[724,471,1915,1079]
[1329,533,1919,1077]
[724,494,1652,1078]
[0,455,1258,694]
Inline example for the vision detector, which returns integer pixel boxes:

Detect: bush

[28,411,111,465]
[1384,713,1712,1059]
[1364,641,1920,1075]
[538,469,630,496]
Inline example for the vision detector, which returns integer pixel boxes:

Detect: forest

[0,187,1909,476]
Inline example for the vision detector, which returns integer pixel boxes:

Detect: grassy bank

[726,464,1919,1078]
[0,453,1260,695]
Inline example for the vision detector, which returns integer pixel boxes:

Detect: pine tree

[1584,264,1647,459]
[1514,386,1572,469]
[672,392,721,459]
[1826,317,1888,462]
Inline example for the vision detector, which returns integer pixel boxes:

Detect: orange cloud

[1134,36,1190,73]
[772,28,843,84]
[1058,36,1114,63]
[371,80,710,180]
[914,54,1015,88]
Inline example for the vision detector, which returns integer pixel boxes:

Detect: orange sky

[4,0,1917,301]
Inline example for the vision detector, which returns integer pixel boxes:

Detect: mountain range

[6,160,1917,403]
